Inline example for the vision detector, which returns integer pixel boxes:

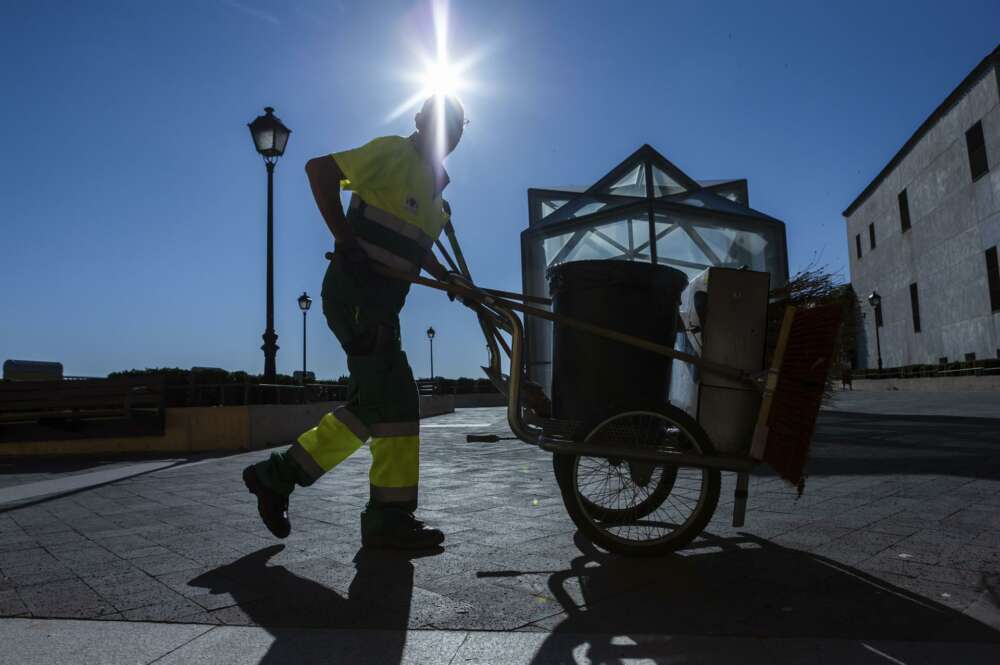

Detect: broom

[750,303,844,490]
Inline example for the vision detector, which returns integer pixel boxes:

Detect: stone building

[844,44,1000,368]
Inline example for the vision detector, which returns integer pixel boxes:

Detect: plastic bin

[548,260,688,429]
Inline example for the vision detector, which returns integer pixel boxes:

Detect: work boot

[361,504,445,550]
[242,466,291,539]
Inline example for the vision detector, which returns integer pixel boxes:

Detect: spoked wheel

[554,406,720,556]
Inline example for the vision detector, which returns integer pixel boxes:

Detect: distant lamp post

[248,106,292,382]
[426,326,436,380]
[298,292,312,383]
[867,291,883,370]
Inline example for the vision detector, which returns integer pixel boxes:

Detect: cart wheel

[554,406,720,556]
[552,452,677,522]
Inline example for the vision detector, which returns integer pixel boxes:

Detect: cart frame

[368,256,775,530]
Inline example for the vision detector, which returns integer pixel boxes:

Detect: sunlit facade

[521,144,789,392]
[844,45,1000,368]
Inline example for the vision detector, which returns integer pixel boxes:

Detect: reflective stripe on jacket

[349,195,432,274]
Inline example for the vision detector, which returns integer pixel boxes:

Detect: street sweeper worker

[243,94,470,549]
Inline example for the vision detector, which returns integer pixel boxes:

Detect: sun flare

[386,0,486,124]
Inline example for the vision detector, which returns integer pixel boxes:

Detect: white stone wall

[846,64,1000,368]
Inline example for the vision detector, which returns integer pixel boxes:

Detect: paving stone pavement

[1,405,999,662]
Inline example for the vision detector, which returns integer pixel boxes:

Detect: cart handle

[323,251,549,305]
[369,263,759,389]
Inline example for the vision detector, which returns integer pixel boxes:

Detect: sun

[422,59,462,98]
[386,0,486,123]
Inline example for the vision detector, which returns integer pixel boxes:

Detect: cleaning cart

[362,216,842,557]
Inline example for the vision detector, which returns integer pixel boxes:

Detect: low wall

[419,394,455,418]
[4,396,457,458]
[0,406,251,458]
[453,393,507,408]
[851,375,1000,392]
[246,401,344,450]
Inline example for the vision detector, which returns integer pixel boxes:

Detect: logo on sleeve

[404,196,419,214]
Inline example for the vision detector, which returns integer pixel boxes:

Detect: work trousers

[253,253,421,510]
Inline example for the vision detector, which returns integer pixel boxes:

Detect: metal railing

[416,378,502,397]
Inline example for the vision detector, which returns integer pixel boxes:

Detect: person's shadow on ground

[190,544,441,664]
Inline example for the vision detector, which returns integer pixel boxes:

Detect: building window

[987,246,1000,312]
[875,302,883,328]
[898,189,911,232]
[966,120,989,181]
[869,223,876,250]
[909,283,921,333]
[855,234,862,259]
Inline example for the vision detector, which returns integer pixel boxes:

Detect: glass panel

[253,128,274,152]
[702,185,744,204]
[653,213,783,282]
[540,199,570,218]
[654,218,713,280]
[543,233,572,263]
[543,215,651,268]
[273,127,290,154]
[651,165,686,196]
[538,195,639,225]
[604,164,646,197]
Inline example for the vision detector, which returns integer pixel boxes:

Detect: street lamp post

[298,292,312,383]
[868,291,883,370]
[426,326,436,380]
[248,106,291,382]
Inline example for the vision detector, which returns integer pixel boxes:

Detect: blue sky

[2,0,998,380]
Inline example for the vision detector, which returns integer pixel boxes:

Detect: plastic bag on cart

[669,268,709,420]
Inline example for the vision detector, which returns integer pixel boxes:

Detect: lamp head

[248,106,291,161]
[298,292,312,312]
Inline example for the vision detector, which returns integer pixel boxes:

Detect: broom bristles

[763,303,844,488]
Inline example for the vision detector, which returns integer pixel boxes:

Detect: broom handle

[371,264,754,386]
[749,306,796,460]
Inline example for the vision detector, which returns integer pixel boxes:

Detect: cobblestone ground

[1,404,998,654]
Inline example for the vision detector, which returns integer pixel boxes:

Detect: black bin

[548,260,688,429]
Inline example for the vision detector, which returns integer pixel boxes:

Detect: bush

[107,367,319,386]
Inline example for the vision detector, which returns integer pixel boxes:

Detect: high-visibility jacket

[331,135,450,274]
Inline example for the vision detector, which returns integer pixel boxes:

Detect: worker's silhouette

[190,544,437,663]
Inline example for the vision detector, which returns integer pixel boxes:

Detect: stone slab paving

[3,617,999,664]
[1,405,998,662]
[825,390,1000,418]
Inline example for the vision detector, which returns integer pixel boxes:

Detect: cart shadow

[500,532,999,664]
[188,544,441,665]
[801,411,1000,480]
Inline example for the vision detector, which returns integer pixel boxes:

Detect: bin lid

[547,260,688,297]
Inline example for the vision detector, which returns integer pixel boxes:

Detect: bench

[0,376,166,442]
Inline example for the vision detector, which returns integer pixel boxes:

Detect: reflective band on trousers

[292,407,370,482]
[371,484,418,504]
[369,433,419,503]
[350,195,434,249]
